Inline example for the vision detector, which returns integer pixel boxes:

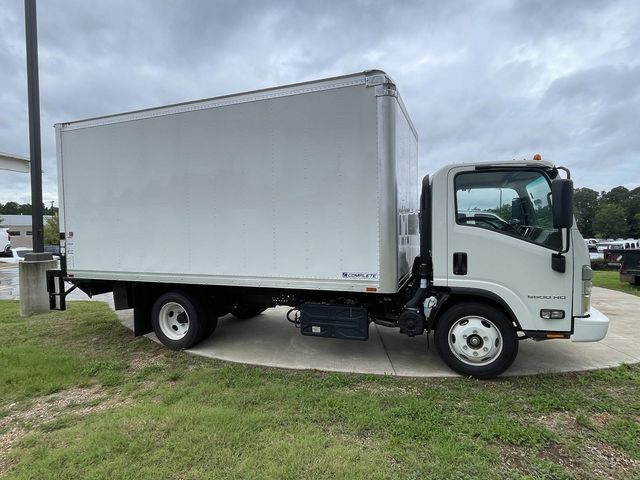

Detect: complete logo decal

[342,272,378,280]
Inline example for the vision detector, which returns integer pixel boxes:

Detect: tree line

[574,186,640,238]
[0,202,58,216]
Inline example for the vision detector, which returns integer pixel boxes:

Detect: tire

[202,305,219,340]
[151,291,210,350]
[230,304,267,320]
[434,302,518,379]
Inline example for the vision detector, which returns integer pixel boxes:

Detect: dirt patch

[529,412,640,479]
[495,438,639,480]
[346,383,419,395]
[537,411,576,431]
[0,386,128,475]
[582,443,640,479]
[539,443,579,471]
[128,352,167,371]
[589,412,616,428]
[495,443,531,472]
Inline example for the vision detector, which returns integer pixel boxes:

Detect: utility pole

[24,0,48,257]
[20,0,56,317]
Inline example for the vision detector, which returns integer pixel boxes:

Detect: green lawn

[1,301,639,479]
[593,270,640,297]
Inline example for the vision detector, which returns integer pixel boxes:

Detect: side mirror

[551,178,574,229]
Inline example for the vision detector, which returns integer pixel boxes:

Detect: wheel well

[132,283,211,337]
[431,293,522,332]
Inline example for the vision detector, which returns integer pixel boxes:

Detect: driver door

[447,166,574,333]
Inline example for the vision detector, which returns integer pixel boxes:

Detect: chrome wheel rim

[448,316,503,366]
[158,302,190,340]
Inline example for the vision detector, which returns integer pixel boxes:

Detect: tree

[626,187,640,237]
[633,213,640,238]
[44,205,58,216]
[18,203,32,215]
[1,202,19,214]
[601,186,629,208]
[573,188,599,237]
[593,204,626,238]
[44,213,59,246]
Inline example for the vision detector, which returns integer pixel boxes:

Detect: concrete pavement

[1,263,637,377]
[117,286,640,377]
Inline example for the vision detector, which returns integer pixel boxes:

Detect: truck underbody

[47,251,537,378]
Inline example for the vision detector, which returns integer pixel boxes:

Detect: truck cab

[423,159,608,376]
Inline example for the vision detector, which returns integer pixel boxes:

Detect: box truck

[48,70,609,378]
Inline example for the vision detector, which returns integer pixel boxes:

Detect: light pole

[20,0,56,317]
[24,0,50,260]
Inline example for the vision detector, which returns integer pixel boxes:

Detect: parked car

[0,247,32,264]
[596,241,624,253]
[589,251,604,260]
[0,247,60,264]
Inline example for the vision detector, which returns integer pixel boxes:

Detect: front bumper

[571,307,609,342]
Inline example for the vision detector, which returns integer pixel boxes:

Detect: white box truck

[48,70,609,378]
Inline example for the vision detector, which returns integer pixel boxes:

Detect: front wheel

[434,303,518,378]
[151,292,211,350]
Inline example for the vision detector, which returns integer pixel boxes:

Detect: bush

[44,213,59,245]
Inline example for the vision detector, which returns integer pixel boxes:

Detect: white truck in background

[0,227,10,253]
[48,70,609,378]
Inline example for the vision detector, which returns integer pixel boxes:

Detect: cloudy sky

[1,0,639,205]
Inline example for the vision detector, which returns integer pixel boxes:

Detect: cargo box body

[56,71,418,294]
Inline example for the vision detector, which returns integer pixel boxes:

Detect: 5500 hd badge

[528,295,567,300]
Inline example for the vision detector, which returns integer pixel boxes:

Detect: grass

[0,301,638,479]
[593,270,640,297]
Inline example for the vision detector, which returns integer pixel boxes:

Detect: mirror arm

[552,229,571,273]
[559,228,571,255]
[556,166,571,179]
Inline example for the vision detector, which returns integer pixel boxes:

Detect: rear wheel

[434,302,518,378]
[231,304,267,320]
[151,292,211,350]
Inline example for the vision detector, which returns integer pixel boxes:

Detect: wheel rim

[158,302,190,340]
[447,316,503,366]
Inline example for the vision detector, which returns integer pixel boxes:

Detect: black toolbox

[299,303,369,341]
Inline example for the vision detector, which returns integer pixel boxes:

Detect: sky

[1,0,639,206]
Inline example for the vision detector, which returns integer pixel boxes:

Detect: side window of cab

[455,170,561,250]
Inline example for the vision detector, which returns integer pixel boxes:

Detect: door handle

[453,252,467,275]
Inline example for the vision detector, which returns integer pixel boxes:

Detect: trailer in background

[617,249,640,285]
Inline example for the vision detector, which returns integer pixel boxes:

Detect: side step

[300,303,368,341]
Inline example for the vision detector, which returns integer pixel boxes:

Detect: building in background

[0,214,51,249]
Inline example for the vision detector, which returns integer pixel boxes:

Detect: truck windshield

[455,170,561,250]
